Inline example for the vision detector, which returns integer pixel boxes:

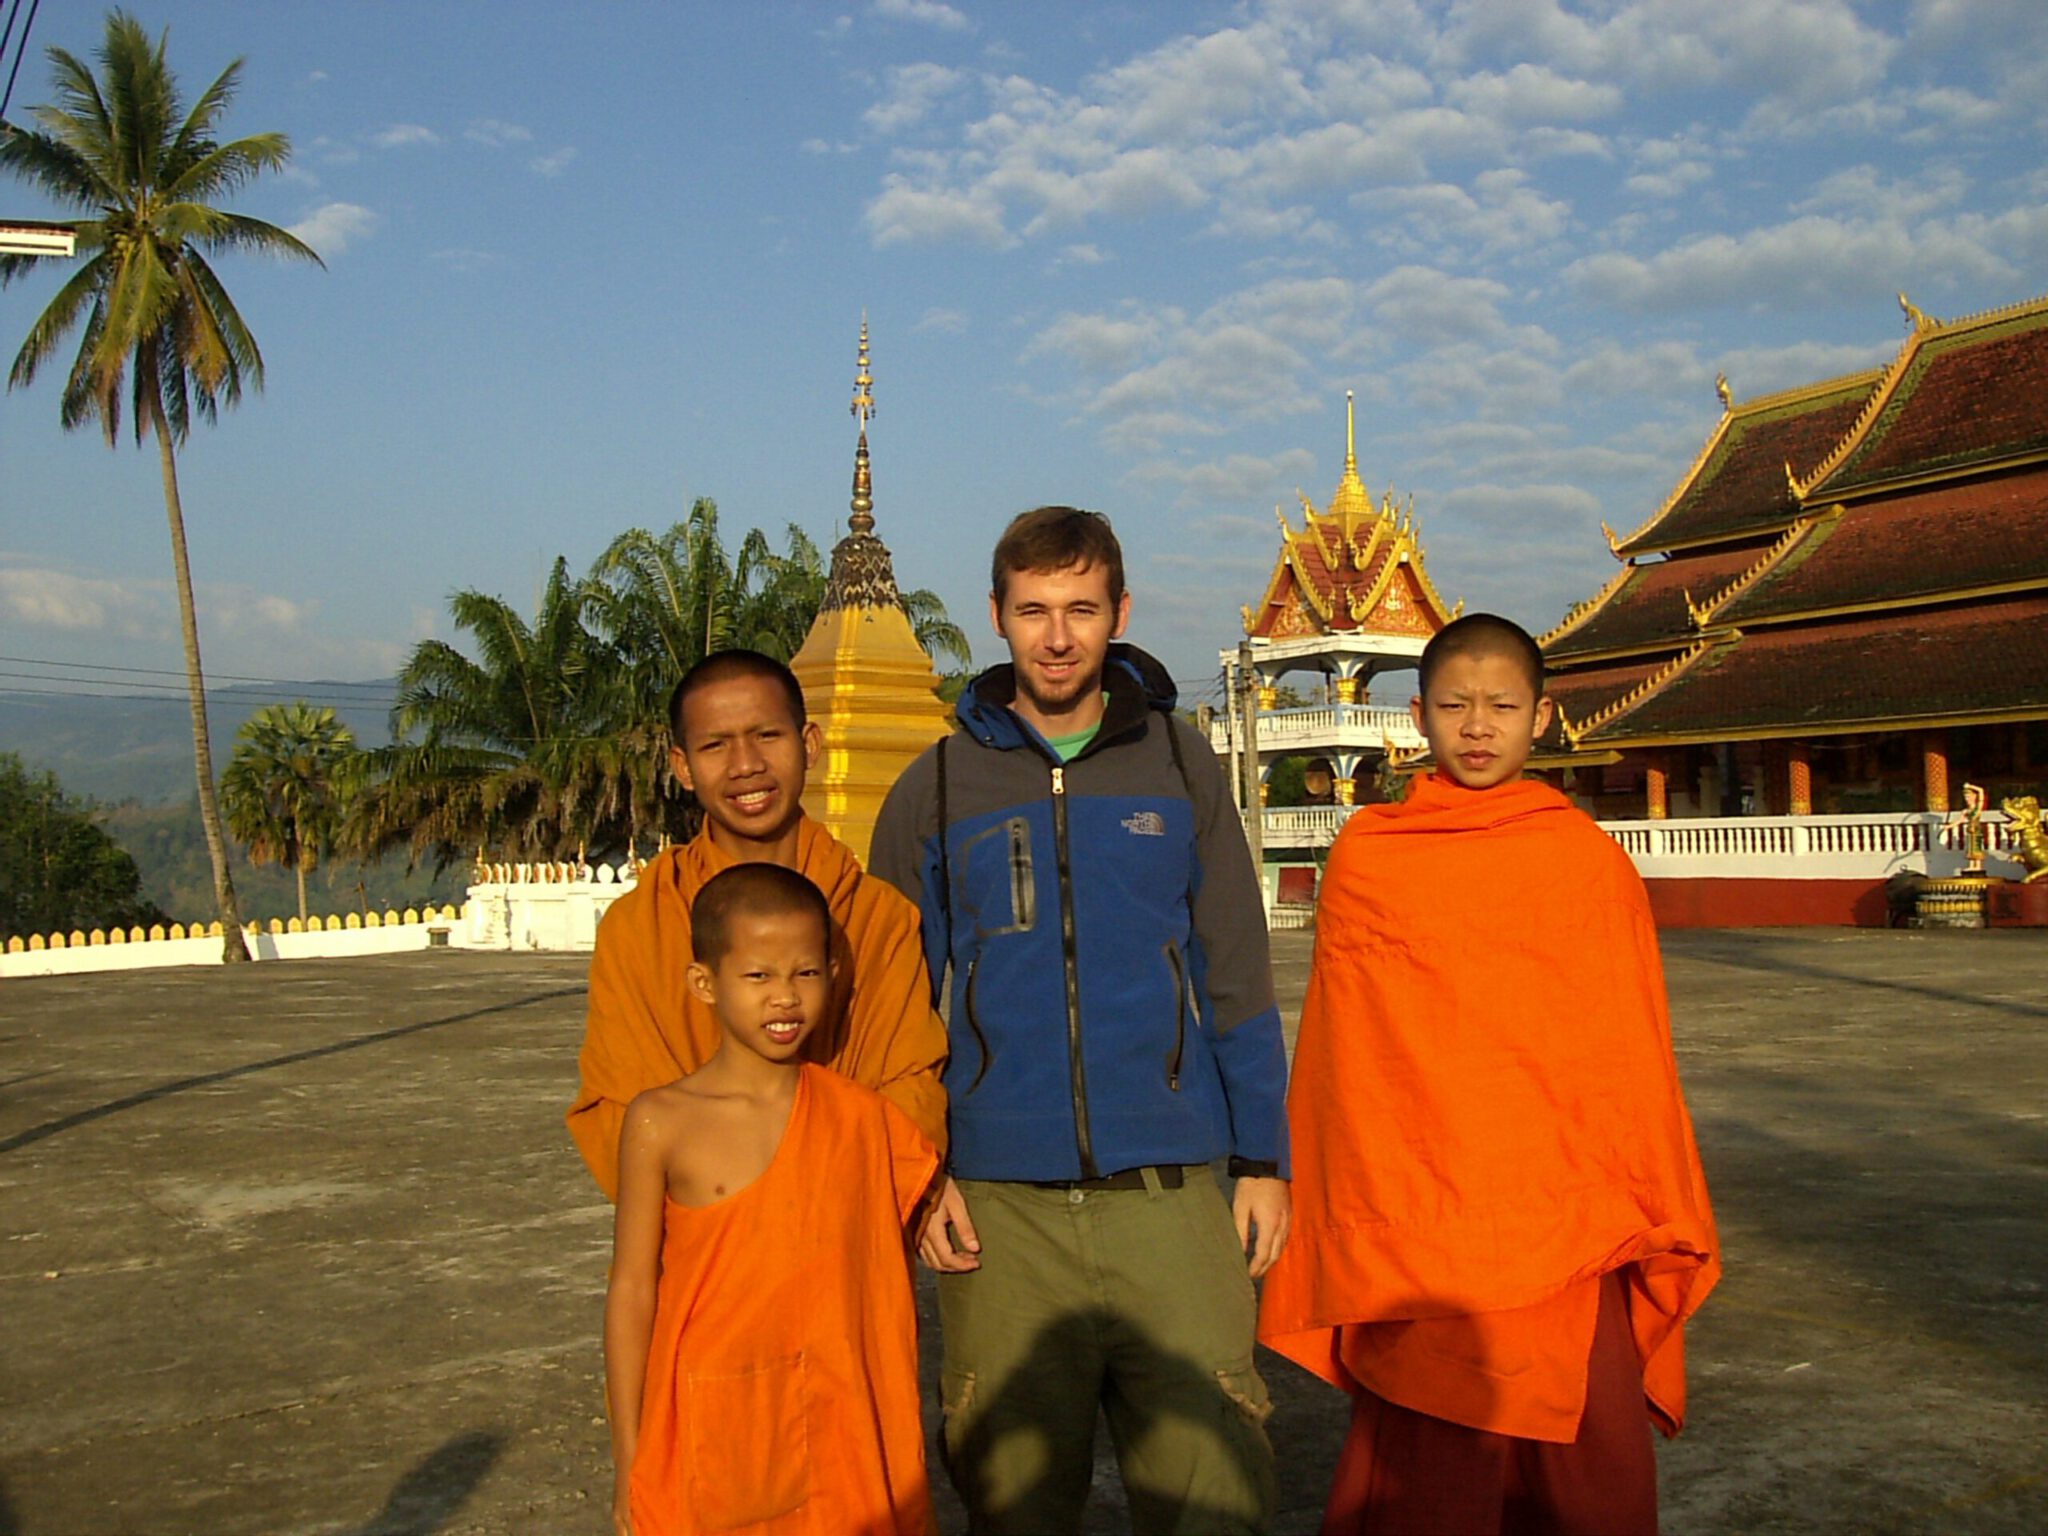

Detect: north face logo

[1122,811,1166,837]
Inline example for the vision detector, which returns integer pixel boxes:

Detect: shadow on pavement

[339,1430,506,1536]
[0,1472,18,1536]
[0,986,585,1157]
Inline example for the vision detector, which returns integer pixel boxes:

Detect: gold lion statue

[2002,795,2048,883]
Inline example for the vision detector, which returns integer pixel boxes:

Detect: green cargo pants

[936,1165,1275,1534]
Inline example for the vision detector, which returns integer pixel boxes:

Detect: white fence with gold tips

[1,860,646,980]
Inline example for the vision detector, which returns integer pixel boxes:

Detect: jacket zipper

[1050,764,1097,1178]
[1165,943,1187,1091]
[963,956,992,1095]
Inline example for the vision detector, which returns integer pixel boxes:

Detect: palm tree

[221,703,357,922]
[1,12,322,961]
[343,558,654,868]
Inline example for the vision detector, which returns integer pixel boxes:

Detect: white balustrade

[1208,704,1424,757]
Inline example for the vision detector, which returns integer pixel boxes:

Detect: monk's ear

[670,742,695,794]
[1409,695,1426,735]
[1533,694,1556,737]
[686,961,716,1005]
[800,718,823,772]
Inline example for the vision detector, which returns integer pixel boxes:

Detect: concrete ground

[1,929,2043,1535]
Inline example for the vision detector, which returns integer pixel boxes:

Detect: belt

[1026,1164,1187,1192]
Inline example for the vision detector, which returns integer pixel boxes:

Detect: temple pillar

[1645,757,1669,821]
[1333,676,1361,705]
[1333,776,1356,806]
[1788,741,1813,816]
[1921,730,1950,813]
[1258,682,1279,711]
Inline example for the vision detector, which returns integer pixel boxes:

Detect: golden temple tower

[790,318,953,864]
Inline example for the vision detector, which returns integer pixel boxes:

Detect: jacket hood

[956,643,1179,751]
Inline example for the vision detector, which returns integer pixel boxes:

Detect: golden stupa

[790,318,952,864]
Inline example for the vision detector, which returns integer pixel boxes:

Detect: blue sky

[3,0,2045,715]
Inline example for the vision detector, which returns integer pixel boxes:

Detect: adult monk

[1257,613,1720,1535]
[568,649,947,1200]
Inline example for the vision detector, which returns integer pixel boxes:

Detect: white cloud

[1128,448,1319,506]
[874,0,970,30]
[371,124,440,150]
[1354,170,1572,260]
[465,118,534,148]
[1057,243,1109,266]
[288,202,378,258]
[0,567,148,634]
[1361,266,1517,346]
[865,63,969,134]
[430,248,504,273]
[866,174,1014,247]
[529,147,578,177]
[1565,211,2022,312]
[1445,63,1622,125]
[913,306,969,334]
[802,137,861,155]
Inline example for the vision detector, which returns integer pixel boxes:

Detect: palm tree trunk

[152,402,250,962]
[294,812,309,923]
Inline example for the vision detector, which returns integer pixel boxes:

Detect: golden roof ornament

[1898,291,1933,331]
[818,314,902,613]
[1328,390,1370,523]
[1715,372,1732,411]
[848,313,876,535]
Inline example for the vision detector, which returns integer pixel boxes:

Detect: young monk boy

[1257,613,1720,1536]
[604,863,939,1536]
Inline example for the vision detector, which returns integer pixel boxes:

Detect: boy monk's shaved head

[690,863,831,964]
[1418,613,1545,698]
[669,649,807,742]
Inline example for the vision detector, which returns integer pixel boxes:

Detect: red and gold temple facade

[1219,394,1458,823]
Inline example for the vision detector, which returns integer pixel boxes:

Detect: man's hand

[917,1176,982,1272]
[1233,1175,1291,1278]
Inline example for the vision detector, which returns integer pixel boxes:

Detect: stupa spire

[849,313,876,534]
[1328,388,1370,523]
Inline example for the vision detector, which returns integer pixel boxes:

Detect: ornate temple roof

[1721,469,2048,625]
[1568,593,2048,746]
[1798,293,2048,500]
[1541,544,1760,661]
[1609,370,1880,558]
[1243,393,1457,642]
[1539,292,2048,748]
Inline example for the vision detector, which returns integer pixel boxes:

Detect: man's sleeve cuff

[1227,1156,1281,1179]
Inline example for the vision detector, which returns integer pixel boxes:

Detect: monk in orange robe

[1257,615,1719,1535]
[568,651,947,1200]
[606,864,938,1536]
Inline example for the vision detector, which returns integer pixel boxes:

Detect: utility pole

[1222,655,1243,816]
[1238,640,1264,877]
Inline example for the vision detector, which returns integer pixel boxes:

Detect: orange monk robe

[568,817,947,1200]
[630,1063,940,1536]
[1257,774,1720,1443]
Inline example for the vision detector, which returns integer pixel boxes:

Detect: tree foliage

[340,501,970,871]
[0,754,166,940]
[220,703,358,921]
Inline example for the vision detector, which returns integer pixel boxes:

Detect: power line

[0,654,400,692]
[0,0,42,127]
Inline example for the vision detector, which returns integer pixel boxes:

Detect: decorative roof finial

[849,313,876,535]
[1329,390,1370,523]
[1715,372,1732,411]
[1898,291,1932,331]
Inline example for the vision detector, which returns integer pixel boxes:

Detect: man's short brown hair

[991,506,1125,608]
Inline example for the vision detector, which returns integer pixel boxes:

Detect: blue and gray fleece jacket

[870,644,1290,1184]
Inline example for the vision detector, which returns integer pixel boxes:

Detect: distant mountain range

[0,682,399,806]
[0,682,469,922]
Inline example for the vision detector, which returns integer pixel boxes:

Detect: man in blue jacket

[871,506,1290,1534]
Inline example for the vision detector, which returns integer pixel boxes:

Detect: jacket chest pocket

[960,816,1037,938]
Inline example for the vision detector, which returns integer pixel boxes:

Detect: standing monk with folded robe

[569,650,947,1201]
[1257,614,1720,1536]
